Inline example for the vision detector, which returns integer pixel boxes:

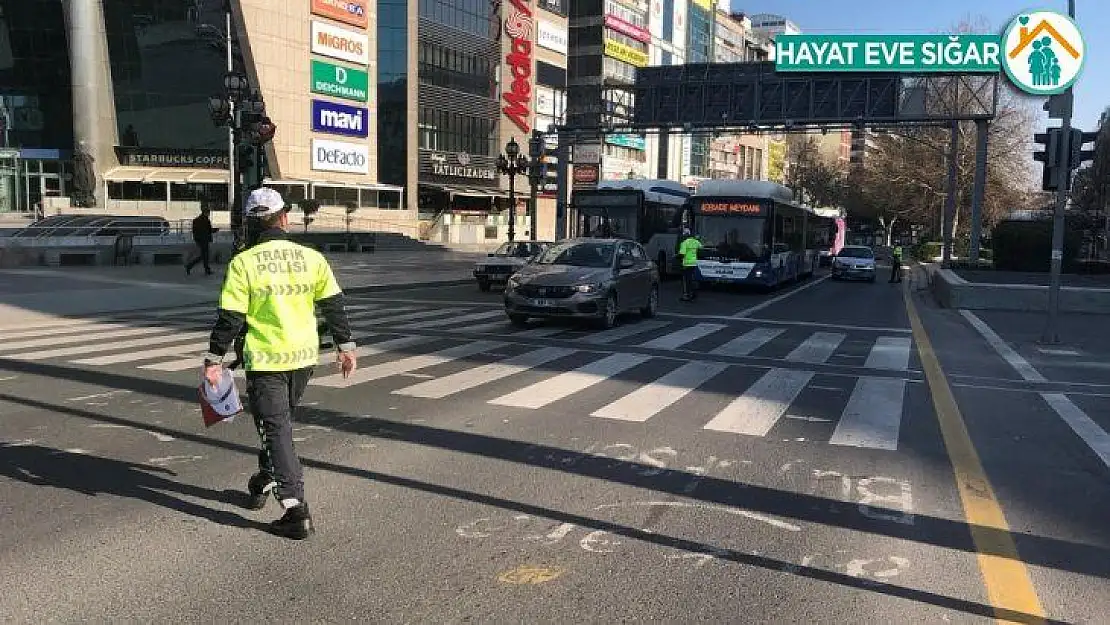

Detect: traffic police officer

[203,187,357,540]
[678,228,702,302]
[889,245,903,283]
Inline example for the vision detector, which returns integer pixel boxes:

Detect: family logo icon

[1001,11,1085,95]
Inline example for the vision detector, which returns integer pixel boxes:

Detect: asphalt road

[1,268,1107,623]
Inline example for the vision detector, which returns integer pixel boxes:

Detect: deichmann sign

[604,38,648,68]
[311,20,369,66]
[311,0,368,29]
[502,0,535,134]
[775,11,1086,96]
[312,99,369,138]
[311,59,369,102]
[312,138,369,174]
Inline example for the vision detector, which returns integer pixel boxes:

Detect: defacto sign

[311,0,368,29]
[312,99,369,138]
[502,0,535,134]
[774,11,1086,96]
[311,20,369,66]
[311,59,369,102]
[312,138,369,174]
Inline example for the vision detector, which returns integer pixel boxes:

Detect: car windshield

[534,241,615,268]
[492,242,539,258]
[837,247,874,259]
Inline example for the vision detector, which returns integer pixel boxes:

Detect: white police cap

[244,187,286,218]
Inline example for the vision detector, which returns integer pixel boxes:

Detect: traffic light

[1069,129,1098,170]
[1033,129,1061,191]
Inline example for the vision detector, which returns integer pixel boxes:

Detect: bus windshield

[694,215,767,262]
[575,199,638,239]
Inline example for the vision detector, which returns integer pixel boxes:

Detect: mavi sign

[312,99,369,138]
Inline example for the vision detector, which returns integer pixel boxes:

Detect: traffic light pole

[1042,0,1076,345]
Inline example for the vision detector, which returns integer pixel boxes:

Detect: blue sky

[732,0,1108,131]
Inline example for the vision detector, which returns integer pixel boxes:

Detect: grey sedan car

[830,245,877,282]
[504,238,659,329]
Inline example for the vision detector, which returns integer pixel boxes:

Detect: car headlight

[507,275,520,289]
[575,283,602,293]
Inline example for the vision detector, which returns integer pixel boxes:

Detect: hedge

[991,220,1082,272]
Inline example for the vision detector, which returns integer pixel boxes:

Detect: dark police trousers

[246,367,313,503]
[682,266,698,300]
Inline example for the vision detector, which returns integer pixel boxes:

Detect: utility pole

[942,121,959,265]
[1042,0,1076,344]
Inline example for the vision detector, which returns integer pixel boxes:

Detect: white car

[473,240,550,291]
[830,245,877,282]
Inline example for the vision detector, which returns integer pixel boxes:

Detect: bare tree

[1070,106,1110,214]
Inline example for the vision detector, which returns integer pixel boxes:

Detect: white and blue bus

[680,180,827,289]
[570,179,691,278]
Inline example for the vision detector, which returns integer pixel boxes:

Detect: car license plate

[530,299,554,307]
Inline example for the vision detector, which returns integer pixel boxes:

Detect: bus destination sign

[699,201,764,215]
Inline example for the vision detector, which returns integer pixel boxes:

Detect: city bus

[679,180,824,289]
[570,179,691,278]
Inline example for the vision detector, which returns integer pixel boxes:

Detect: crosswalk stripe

[637,323,726,350]
[358,308,460,326]
[463,320,511,334]
[0,325,192,353]
[72,342,207,366]
[785,332,845,364]
[515,325,571,338]
[591,360,728,422]
[312,340,505,388]
[702,368,814,435]
[710,327,785,357]
[0,321,133,342]
[828,377,906,450]
[580,320,670,345]
[864,337,913,371]
[488,352,651,409]
[143,305,215,318]
[14,330,211,360]
[394,309,504,330]
[137,333,421,371]
[393,346,575,399]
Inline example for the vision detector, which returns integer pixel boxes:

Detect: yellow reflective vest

[219,239,342,372]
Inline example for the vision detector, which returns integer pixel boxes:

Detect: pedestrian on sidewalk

[678,228,702,302]
[889,245,903,283]
[186,207,217,276]
[202,187,358,540]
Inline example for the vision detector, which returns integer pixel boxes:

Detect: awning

[103,166,230,184]
[421,183,508,199]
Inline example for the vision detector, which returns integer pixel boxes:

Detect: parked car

[473,240,550,291]
[830,245,877,282]
[504,238,659,329]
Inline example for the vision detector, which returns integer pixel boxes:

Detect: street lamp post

[497,137,530,243]
[208,73,276,250]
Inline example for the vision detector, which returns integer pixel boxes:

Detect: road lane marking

[1040,393,1110,471]
[489,353,650,409]
[710,327,785,358]
[732,274,830,318]
[702,368,814,436]
[393,309,504,330]
[637,323,726,350]
[357,307,459,326]
[959,310,1046,382]
[0,325,191,353]
[515,325,571,338]
[580,320,670,345]
[591,361,728,422]
[67,390,131,402]
[829,378,906,450]
[17,331,210,360]
[72,342,208,365]
[394,346,575,399]
[905,283,1046,621]
[786,332,845,364]
[660,311,913,333]
[313,340,501,388]
[865,336,913,371]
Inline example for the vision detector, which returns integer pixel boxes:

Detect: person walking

[678,228,702,302]
[186,207,217,276]
[889,245,903,283]
[202,187,358,540]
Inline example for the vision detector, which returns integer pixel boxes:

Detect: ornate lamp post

[208,73,276,249]
[497,137,530,243]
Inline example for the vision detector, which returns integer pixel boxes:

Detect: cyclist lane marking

[903,279,1046,623]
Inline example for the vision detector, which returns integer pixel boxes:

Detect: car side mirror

[487,253,495,257]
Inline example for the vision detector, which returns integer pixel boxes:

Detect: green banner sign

[775,34,1002,73]
[311,60,368,102]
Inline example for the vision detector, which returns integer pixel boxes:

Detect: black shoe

[270,503,314,540]
[246,472,276,510]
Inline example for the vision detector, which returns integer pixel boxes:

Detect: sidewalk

[0,250,480,329]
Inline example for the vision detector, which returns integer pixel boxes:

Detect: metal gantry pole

[1042,0,1077,345]
[555,128,570,240]
[942,120,959,265]
[225,8,235,217]
[969,119,988,262]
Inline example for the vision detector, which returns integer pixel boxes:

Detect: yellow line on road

[903,278,1046,624]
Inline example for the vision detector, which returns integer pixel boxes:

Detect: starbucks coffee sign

[311,60,368,102]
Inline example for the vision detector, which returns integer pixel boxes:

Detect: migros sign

[311,0,368,29]
[311,20,369,66]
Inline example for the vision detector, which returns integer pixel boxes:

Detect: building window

[418,40,496,98]
[378,0,409,189]
[418,0,496,39]
[418,107,496,156]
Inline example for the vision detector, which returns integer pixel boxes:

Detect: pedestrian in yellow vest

[678,228,702,301]
[889,245,903,283]
[202,187,358,540]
